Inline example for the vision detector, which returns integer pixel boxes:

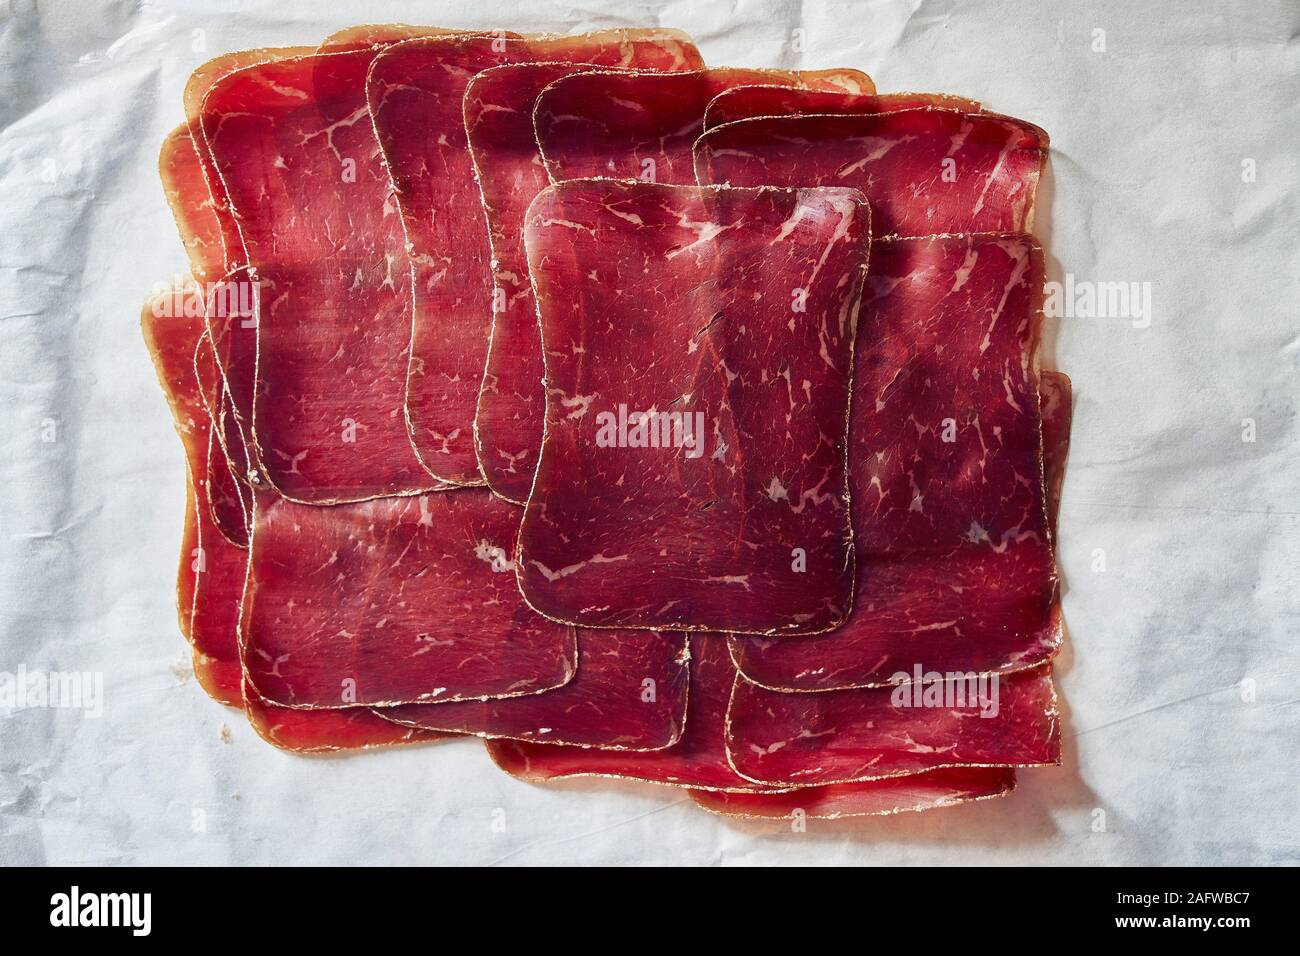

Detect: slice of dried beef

[515,180,868,636]
[244,680,445,754]
[367,31,704,486]
[695,109,1047,237]
[140,285,243,706]
[479,67,871,502]
[725,663,1060,788]
[533,67,874,185]
[487,636,779,791]
[378,630,689,749]
[200,48,443,502]
[690,766,1017,819]
[241,489,576,708]
[730,234,1059,690]
[702,87,981,131]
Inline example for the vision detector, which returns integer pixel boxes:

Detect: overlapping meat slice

[515,180,867,635]
[690,766,1017,819]
[159,125,253,544]
[488,636,772,790]
[379,630,689,749]
[366,30,704,486]
[695,109,1047,237]
[533,67,874,185]
[199,47,444,502]
[145,286,450,749]
[140,286,243,705]
[475,67,871,502]
[725,663,1059,787]
[241,488,576,708]
[1039,370,1073,537]
[730,234,1058,690]
[702,87,981,130]
[244,679,443,753]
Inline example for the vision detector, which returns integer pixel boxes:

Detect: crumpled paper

[0,0,1296,865]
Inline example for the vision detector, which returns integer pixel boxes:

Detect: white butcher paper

[0,0,1296,865]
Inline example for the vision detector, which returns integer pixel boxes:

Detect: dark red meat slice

[193,334,250,544]
[690,766,1017,819]
[244,679,444,753]
[241,488,576,708]
[730,234,1058,690]
[1040,370,1073,537]
[703,87,981,131]
[725,662,1060,787]
[534,67,873,185]
[516,180,868,635]
[145,287,459,748]
[379,630,689,749]
[367,30,704,486]
[159,125,253,543]
[140,286,246,707]
[200,48,443,502]
[487,636,781,791]
[695,109,1047,237]
[478,67,873,502]
[159,125,225,281]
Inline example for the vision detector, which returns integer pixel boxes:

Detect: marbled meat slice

[367,30,703,486]
[241,488,577,708]
[200,48,443,502]
[725,662,1060,787]
[695,109,1047,237]
[534,67,874,185]
[487,636,784,791]
[1040,370,1073,538]
[140,285,243,706]
[702,87,981,131]
[379,630,689,749]
[516,181,867,635]
[479,67,868,503]
[730,234,1059,690]
[244,679,445,753]
[689,766,1017,819]
[159,125,252,543]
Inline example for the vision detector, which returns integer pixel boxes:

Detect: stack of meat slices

[145,23,1070,821]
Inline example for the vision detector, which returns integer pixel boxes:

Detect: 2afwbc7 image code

[145,24,1066,821]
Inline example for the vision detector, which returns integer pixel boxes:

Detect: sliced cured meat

[478,68,868,502]
[159,125,254,539]
[695,109,1048,237]
[241,488,577,708]
[367,30,703,486]
[534,68,873,185]
[730,234,1058,689]
[159,125,224,281]
[1040,370,1073,537]
[702,87,981,131]
[725,663,1060,787]
[181,48,313,274]
[379,630,689,749]
[140,285,244,706]
[244,680,445,753]
[467,61,604,503]
[200,48,444,502]
[690,767,1017,819]
[516,181,868,635]
[194,335,250,545]
[487,636,782,791]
